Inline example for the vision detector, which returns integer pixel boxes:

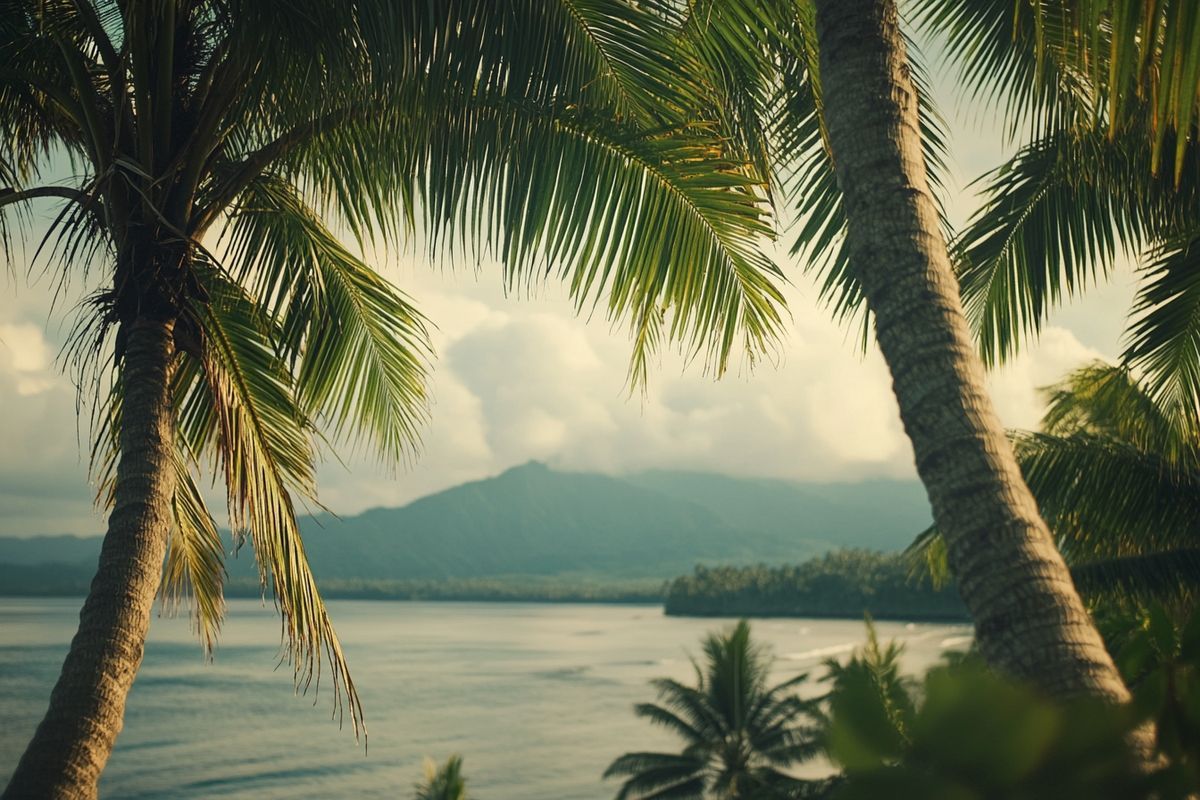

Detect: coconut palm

[604,620,820,800]
[414,756,470,800]
[676,0,1134,699]
[778,0,1131,701]
[0,2,786,796]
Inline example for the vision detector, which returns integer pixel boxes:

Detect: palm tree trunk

[3,318,177,800]
[809,0,1129,701]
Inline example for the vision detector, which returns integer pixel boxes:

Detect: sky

[0,54,1140,538]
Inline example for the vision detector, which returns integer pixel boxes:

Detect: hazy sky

[0,51,1139,537]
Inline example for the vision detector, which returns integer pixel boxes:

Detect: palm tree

[794,0,1130,701]
[604,620,820,800]
[1,2,786,797]
[912,362,1200,604]
[414,756,470,800]
[676,0,1137,699]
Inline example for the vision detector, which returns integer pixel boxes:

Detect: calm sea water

[0,598,970,798]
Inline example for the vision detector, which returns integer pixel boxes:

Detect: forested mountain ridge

[0,462,931,591]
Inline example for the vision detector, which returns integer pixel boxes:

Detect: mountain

[634,470,931,553]
[0,534,102,567]
[0,463,931,591]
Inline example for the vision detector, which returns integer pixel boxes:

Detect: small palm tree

[605,620,820,800]
[414,756,470,800]
[817,622,917,755]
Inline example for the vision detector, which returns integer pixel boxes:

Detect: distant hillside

[0,462,931,593]
[634,470,931,553]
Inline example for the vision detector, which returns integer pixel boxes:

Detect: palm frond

[1048,0,1200,183]
[633,702,707,745]
[220,175,431,463]
[1124,233,1200,425]
[358,0,697,124]
[409,97,787,380]
[1073,549,1200,605]
[1015,429,1200,560]
[910,0,1094,140]
[904,525,952,590]
[677,0,803,189]
[955,131,1143,364]
[162,449,226,654]
[1038,363,1175,443]
[953,115,1200,365]
[183,268,363,735]
[605,752,708,800]
[916,0,1200,183]
[650,677,729,741]
[604,751,707,780]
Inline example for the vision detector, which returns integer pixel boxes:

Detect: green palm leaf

[952,122,1198,365]
[181,268,363,732]
[605,753,707,800]
[1053,0,1200,183]
[162,449,226,653]
[409,99,786,379]
[220,175,431,461]
[1072,549,1200,603]
[1124,234,1200,423]
[910,0,1094,139]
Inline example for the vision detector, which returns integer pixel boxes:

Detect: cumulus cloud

[0,244,1132,536]
[0,321,56,395]
[987,326,1110,431]
[0,248,1133,535]
[0,313,100,535]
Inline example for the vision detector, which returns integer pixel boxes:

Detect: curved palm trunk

[809,0,1129,701]
[3,318,177,800]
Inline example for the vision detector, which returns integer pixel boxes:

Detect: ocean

[0,598,970,798]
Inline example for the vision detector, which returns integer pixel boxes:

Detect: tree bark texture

[3,318,177,800]
[811,0,1131,702]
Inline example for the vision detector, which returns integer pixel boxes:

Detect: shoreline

[0,592,970,622]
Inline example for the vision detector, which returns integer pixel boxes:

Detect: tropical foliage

[605,620,822,799]
[911,362,1200,604]
[413,755,470,800]
[822,615,1200,799]
[913,0,1200,418]
[665,552,965,621]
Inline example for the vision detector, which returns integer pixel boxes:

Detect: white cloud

[987,326,1109,431]
[0,321,57,395]
[0,318,99,535]
[1,253,1130,535]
